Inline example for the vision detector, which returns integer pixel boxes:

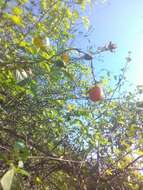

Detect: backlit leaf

[12,7,23,15]
[0,168,23,190]
[10,15,23,26]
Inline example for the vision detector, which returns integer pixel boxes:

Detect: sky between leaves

[76,0,143,87]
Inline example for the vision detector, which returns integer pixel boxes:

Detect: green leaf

[55,59,65,68]
[13,141,29,161]
[16,168,30,177]
[14,142,26,151]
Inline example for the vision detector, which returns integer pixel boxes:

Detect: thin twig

[28,155,86,164]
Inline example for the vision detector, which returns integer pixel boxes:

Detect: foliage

[0,0,143,190]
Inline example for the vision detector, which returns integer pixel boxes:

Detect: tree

[0,0,143,190]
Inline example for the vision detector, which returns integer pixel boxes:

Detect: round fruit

[89,85,104,102]
[62,53,69,64]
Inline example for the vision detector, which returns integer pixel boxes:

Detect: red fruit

[89,85,104,102]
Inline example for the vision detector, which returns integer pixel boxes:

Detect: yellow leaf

[12,7,23,15]
[10,15,23,26]
[19,41,27,47]
[67,104,73,112]
[117,162,123,169]
[20,0,28,4]
[105,169,112,175]
[135,150,143,156]
[35,177,42,184]
[66,9,72,17]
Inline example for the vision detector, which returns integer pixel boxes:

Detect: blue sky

[77,0,143,86]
